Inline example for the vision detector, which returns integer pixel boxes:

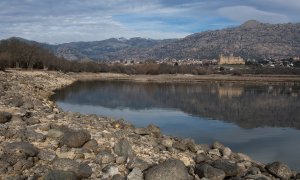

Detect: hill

[5,20,300,61]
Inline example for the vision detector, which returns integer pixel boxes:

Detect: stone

[116,156,127,164]
[0,160,10,173]
[173,141,187,151]
[4,142,38,157]
[195,153,208,164]
[53,158,92,178]
[208,149,221,157]
[161,138,173,148]
[96,151,115,164]
[26,129,46,142]
[47,129,65,140]
[23,100,34,110]
[114,138,134,157]
[222,147,232,157]
[0,111,12,123]
[10,97,24,107]
[43,170,77,180]
[265,161,292,179]
[195,163,226,180]
[82,139,98,152]
[134,128,150,135]
[62,129,91,148]
[145,159,189,180]
[184,139,197,153]
[211,159,239,177]
[112,174,126,180]
[212,141,225,150]
[13,158,34,171]
[127,168,143,180]
[26,117,40,125]
[147,124,161,137]
[102,165,120,178]
[127,157,150,171]
[38,150,56,162]
[111,119,126,129]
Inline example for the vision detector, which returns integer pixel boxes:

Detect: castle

[219,54,245,65]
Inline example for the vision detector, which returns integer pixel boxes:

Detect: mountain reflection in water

[54,81,300,129]
[53,81,300,171]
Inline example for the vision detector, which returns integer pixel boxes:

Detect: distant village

[105,54,300,68]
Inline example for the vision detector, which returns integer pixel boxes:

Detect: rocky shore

[0,70,299,180]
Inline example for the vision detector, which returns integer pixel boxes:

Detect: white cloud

[218,6,290,23]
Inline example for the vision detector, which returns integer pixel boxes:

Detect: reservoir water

[53,80,300,171]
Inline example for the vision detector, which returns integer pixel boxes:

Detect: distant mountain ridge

[5,20,300,61]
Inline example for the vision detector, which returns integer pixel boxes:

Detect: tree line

[1,38,300,75]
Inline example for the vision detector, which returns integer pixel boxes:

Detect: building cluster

[218,54,245,65]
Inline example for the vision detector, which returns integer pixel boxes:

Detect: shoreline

[71,72,300,85]
[0,70,299,179]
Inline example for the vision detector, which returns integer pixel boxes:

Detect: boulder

[38,150,57,162]
[112,174,126,180]
[211,159,239,177]
[53,158,92,178]
[147,124,161,137]
[127,168,143,180]
[145,159,189,180]
[82,139,98,152]
[4,142,38,157]
[43,170,77,180]
[265,162,292,179]
[134,128,150,135]
[161,138,173,148]
[96,151,115,164]
[127,157,151,171]
[62,129,91,148]
[114,138,134,157]
[0,111,12,123]
[102,165,120,178]
[195,163,226,180]
[9,97,24,107]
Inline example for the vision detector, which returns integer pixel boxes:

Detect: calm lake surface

[53,81,300,171]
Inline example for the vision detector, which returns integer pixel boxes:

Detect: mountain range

[5,20,300,61]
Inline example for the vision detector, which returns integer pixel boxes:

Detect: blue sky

[0,0,299,44]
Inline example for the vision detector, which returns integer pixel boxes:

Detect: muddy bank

[0,70,299,179]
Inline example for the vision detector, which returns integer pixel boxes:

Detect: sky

[0,0,300,44]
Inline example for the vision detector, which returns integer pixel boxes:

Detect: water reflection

[54,81,300,129]
[52,81,300,171]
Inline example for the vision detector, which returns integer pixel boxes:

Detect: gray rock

[211,159,239,177]
[38,150,56,162]
[265,162,292,179]
[82,139,98,152]
[47,129,64,140]
[53,158,92,178]
[161,138,173,148]
[0,111,12,123]
[23,100,34,110]
[9,97,24,107]
[0,160,10,173]
[62,129,91,148]
[4,142,38,157]
[26,129,46,142]
[145,159,189,180]
[26,117,40,125]
[127,168,143,180]
[173,141,187,151]
[112,174,125,180]
[147,124,161,137]
[127,157,151,171]
[102,165,120,178]
[114,138,134,157]
[13,158,34,171]
[195,163,226,180]
[195,154,208,164]
[43,170,77,180]
[212,141,225,150]
[134,128,150,135]
[96,151,115,164]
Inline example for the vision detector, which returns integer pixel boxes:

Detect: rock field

[0,70,299,180]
